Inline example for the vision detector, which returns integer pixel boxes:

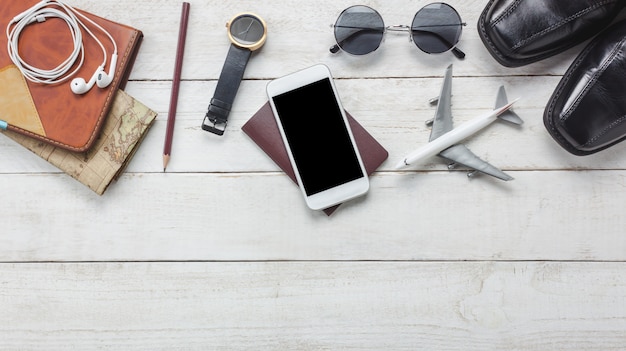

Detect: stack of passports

[242,102,389,216]
[0,1,155,194]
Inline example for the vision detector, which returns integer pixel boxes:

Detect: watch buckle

[202,115,226,136]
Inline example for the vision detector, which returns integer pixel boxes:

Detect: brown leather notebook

[242,102,388,216]
[0,1,143,152]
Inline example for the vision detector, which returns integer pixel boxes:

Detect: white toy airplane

[395,64,523,181]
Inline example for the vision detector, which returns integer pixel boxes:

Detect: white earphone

[96,53,118,88]
[7,0,119,95]
[71,66,103,94]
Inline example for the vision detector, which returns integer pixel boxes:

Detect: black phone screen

[272,78,364,196]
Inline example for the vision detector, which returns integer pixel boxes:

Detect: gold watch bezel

[226,12,267,51]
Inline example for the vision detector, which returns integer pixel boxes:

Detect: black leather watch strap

[202,44,252,135]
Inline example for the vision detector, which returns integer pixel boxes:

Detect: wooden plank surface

[2,0,626,349]
[1,262,626,351]
[2,170,626,261]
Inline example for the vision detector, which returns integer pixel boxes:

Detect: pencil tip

[163,155,170,172]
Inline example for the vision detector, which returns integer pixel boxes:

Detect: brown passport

[0,1,143,152]
[242,102,388,216]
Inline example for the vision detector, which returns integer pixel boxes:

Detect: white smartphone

[266,64,369,210]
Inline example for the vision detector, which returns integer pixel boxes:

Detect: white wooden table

[2,0,626,349]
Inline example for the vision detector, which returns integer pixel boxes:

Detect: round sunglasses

[330,3,466,58]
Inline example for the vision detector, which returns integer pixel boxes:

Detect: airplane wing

[438,144,514,181]
[425,65,514,181]
[429,64,454,142]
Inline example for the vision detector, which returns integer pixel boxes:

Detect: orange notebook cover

[0,1,143,151]
[242,102,388,216]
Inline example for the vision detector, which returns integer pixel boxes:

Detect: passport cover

[0,0,143,152]
[242,101,388,216]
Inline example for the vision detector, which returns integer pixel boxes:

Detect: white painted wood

[1,262,626,350]
[2,0,626,349]
[2,170,626,261]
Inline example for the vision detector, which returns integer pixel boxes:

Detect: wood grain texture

[1,262,625,350]
[2,0,626,349]
[1,170,626,261]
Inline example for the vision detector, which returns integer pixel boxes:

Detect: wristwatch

[202,12,267,136]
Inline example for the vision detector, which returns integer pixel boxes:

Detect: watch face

[229,14,266,47]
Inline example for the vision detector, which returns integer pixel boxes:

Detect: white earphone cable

[6,0,118,85]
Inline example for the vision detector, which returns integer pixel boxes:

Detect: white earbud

[8,1,119,92]
[96,53,117,88]
[70,66,102,94]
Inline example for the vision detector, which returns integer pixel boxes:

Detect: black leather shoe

[544,19,626,155]
[478,0,626,67]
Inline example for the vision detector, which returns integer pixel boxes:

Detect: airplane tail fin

[495,86,523,125]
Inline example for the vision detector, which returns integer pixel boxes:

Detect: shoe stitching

[512,0,617,51]
[543,39,598,154]
[480,0,619,66]
[478,0,537,66]
[583,114,626,147]
[544,27,626,154]
[491,0,522,27]
[478,0,515,66]
[560,35,626,121]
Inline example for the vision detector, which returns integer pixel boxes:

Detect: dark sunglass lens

[334,5,384,55]
[411,3,463,54]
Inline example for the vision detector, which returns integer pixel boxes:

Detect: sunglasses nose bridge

[386,24,413,42]
[386,24,410,32]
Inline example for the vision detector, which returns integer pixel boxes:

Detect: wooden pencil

[163,2,190,171]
